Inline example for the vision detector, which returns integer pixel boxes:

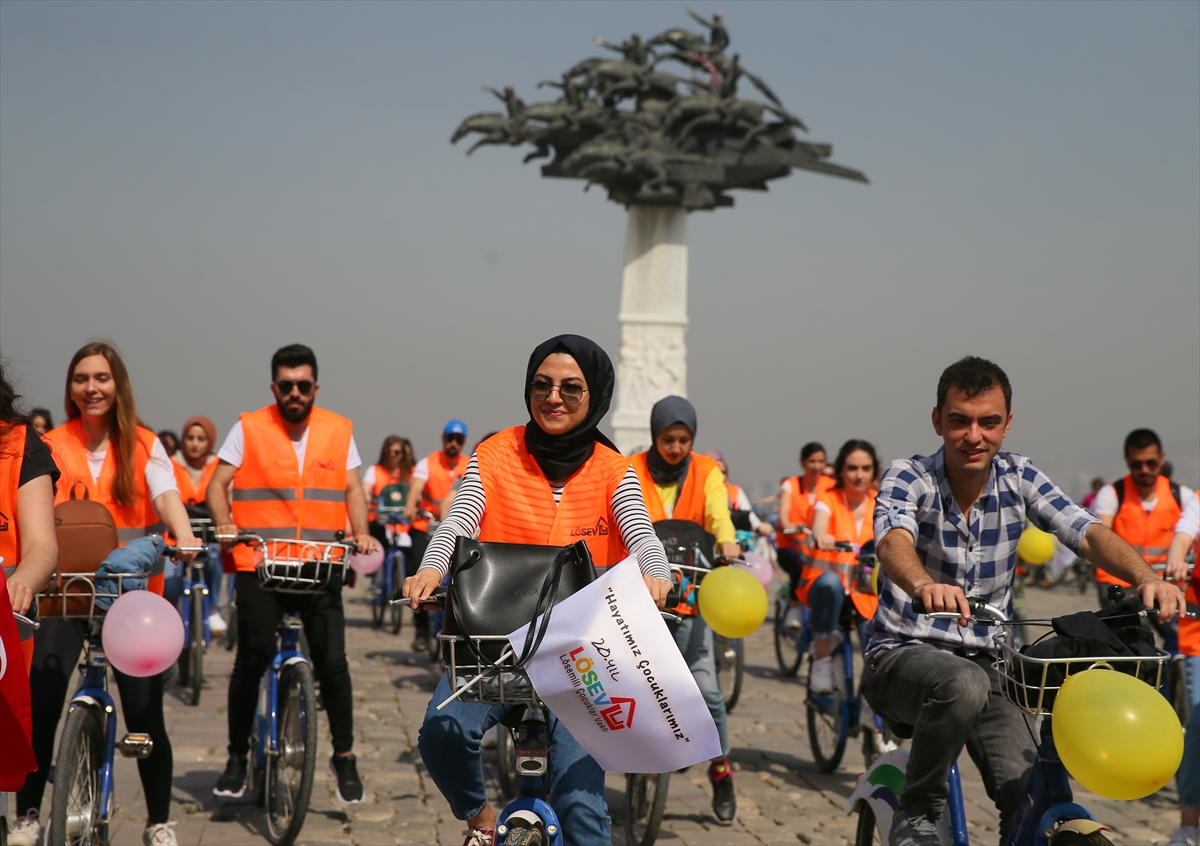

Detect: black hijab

[647,395,696,486]
[523,334,618,482]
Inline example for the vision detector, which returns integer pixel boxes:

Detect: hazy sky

[2,0,1197,499]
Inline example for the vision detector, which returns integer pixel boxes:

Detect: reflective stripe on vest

[1100,475,1183,586]
[475,427,630,568]
[414,450,469,532]
[777,474,836,549]
[0,423,26,569]
[230,405,352,573]
[630,452,719,526]
[45,420,167,596]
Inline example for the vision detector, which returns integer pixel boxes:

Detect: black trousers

[227,572,354,756]
[777,547,806,593]
[406,529,431,635]
[18,618,173,824]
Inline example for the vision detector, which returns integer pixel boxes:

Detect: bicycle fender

[281,655,308,670]
[844,748,908,839]
[496,798,563,846]
[1035,803,1107,845]
[69,692,113,712]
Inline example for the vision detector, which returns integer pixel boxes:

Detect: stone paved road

[55,581,1181,845]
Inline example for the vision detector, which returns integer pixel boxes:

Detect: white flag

[508,556,721,773]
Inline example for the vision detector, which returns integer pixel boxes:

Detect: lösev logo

[562,644,636,731]
[570,517,610,538]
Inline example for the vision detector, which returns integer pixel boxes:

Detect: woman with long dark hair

[806,438,880,694]
[404,334,671,846]
[20,342,199,846]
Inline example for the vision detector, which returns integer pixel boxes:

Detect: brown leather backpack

[44,482,119,615]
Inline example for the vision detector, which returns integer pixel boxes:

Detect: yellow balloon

[698,565,768,639]
[1018,527,1056,565]
[1052,668,1183,800]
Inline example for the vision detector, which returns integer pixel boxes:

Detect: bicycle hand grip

[390,586,446,607]
[833,541,856,553]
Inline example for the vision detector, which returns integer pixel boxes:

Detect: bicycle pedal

[118,733,154,758]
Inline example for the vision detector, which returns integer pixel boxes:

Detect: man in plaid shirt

[861,356,1185,846]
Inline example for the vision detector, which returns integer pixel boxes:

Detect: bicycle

[35,536,203,846]
[1,609,40,846]
[369,505,409,634]
[848,598,1173,846]
[217,531,355,846]
[802,542,897,773]
[177,517,218,705]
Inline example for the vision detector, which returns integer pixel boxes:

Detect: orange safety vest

[0,423,26,572]
[1100,475,1183,587]
[777,474,836,550]
[1180,494,1200,657]
[172,457,218,508]
[630,452,720,525]
[414,450,469,532]
[800,487,879,619]
[229,405,351,573]
[724,482,742,511]
[368,463,409,523]
[45,419,166,595]
[474,427,630,567]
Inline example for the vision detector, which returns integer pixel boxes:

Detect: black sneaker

[213,755,247,798]
[709,759,736,824]
[411,634,428,652]
[330,754,364,804]
[889,808,940,846]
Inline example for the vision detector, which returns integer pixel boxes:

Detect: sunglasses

[1127,458,1160,472]
[530,379,587,406]
[275,380,314,396]
[444,434,465,444]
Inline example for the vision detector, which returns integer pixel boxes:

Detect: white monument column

[612,205,689,454]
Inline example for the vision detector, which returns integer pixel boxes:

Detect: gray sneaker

[889,808,940,846]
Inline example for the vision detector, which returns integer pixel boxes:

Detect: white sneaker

[207,611,227,635]
[7,810,40,846]
[1167,826,1200,846]
[809,655,834,693]
[143,821,178,846]
[782,605,803,632]
[482,725,499,749]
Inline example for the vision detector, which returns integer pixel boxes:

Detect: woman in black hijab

[404,333,671,846]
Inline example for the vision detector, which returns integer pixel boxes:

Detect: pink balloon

[348,548,384,575]
[738,552,775,590]
[102,591,184,677]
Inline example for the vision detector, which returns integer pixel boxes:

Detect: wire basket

[992,630,1168,716]
[440,633,538,707]
[37,572,142,620]
[254,538,351,593]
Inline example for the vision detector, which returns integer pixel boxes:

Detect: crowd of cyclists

[1,338,1196,846]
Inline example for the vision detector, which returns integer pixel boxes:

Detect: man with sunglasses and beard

[1090,429,1192,643]
[207,344,379,805]
[404,420,470,654]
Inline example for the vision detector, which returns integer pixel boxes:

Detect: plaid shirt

[867,447,1098,655]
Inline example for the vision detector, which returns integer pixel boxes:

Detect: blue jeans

[808,570,845,637]
[1179,655,1200,807]
[671,614,730,758]
[418,673,610,845]
[164,544,224,613]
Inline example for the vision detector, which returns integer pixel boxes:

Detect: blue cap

[444,419,467,438]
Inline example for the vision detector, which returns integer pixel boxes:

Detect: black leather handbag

[442,537,597,667]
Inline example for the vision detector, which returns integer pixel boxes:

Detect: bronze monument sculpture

[452,11,867,211]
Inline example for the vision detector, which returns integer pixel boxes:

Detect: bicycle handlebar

[389,585,684,621]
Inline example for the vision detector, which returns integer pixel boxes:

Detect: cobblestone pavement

[55,581,1180,845]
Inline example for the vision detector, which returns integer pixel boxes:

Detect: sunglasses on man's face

[529,380,587,405]
[445,434,465,445]
[1127,458,1160,472]
[275,380,314,396]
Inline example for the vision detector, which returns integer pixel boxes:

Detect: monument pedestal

[612,206,689,455]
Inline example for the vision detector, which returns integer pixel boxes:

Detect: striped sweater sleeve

[418,458,671,581]
[612,466,672,580]
[417,455,485,578]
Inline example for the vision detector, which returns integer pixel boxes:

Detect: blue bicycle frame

[67,631,121,828]
[495,712,564,846]
[181,557,213,648]
[252,616,308,774]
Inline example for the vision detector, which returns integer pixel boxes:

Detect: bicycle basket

[37,572,135,619]
[993,630,1168,716]
[254,538,350,593]
[653,520,715,570]
[440,633,538,707]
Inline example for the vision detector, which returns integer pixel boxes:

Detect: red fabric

[0,568,36,790]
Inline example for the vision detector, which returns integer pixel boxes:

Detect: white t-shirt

[1176,493,1200,539]
[86,438,178,513]
[412,456,431,482]
[217,420,361,471]
[1092,482,1195,518]
[361,464,377,488]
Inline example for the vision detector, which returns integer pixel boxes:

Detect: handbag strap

[450,546,573,674]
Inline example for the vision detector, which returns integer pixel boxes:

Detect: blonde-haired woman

[19,342,198,846]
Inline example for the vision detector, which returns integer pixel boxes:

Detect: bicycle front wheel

[389,556,404,635]
[854,802,883,846]
[773,600,803,677]
[189,588,205,706]
[264,661,318,846]
[624,772,670,846]
[50,703,107,846]
[714,635,744,712]
[805,654,847,772]
[495,727,519,800]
